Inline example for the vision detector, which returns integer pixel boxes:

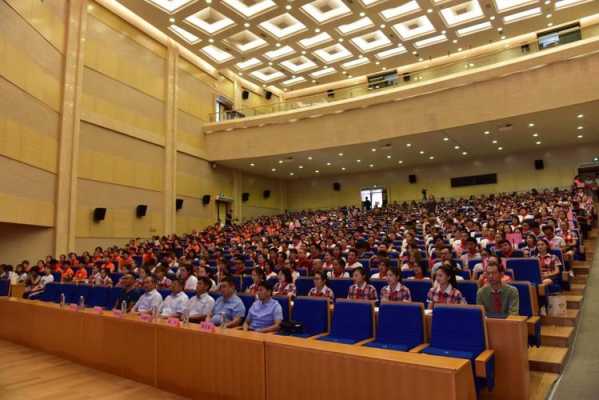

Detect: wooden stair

[540,325,574,347]
[528,346,569,373]
[528,372,560,400]
[541,309,580,326]
[568,283,586,295]
[565,295,583,309]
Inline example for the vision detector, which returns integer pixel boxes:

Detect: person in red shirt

[73,265,88,283]
[61,261,74,283]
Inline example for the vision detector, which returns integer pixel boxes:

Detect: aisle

[552,238,599,399]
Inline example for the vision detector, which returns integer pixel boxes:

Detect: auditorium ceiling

[118,0,599,91]
[215,101,599,178]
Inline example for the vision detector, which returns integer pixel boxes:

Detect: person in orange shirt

[61,261,74,283]
[73,265,88,283]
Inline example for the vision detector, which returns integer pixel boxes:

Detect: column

[163,41,178,234]
[233,170,243,222]
[54,0,88,255]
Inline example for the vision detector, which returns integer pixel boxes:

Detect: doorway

[360,187,387,209]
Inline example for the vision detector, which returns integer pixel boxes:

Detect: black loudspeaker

[176,198,184,211]
[265,91,272,100]
[327,89,335,98]
[534,160,544,170]
[202,195,211,205]
[93,208,107,221]
[136,205,148,218]
[333,182,341,191]
[409,174,417,184]
[403,73,411,82]
[242,90,249,100]
[263,190,271,199]
[242,192,250,202]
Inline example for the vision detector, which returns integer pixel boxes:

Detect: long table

[0,298,528,400]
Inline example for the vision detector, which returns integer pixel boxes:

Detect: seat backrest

[231,275,242,292]
[158,289,171,299]
[330,300,374,341]
[274,296,291,321]
[370,279,387,299]
[242,275,253,291]
[291,296,329,336]
[295,277,314,296]
[506,258,542,285]
[430,304,486,354]
[403,280,432,303]
[468,259,482,270]
[377,302,424,348]
[42,282,61,302]
[359,259,370,269]
[401,270,415,279]
[510,281,537,317]
[456,281,479,304]
[86,286,111,308]
[238,293,256,317]
[0,279,9,297]
[209,291,222,301]
[328,278,353,300]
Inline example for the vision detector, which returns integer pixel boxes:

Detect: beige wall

[287,144,598,210]
[0,223,54,266]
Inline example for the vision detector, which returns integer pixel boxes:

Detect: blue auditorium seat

[0,279,9,296]
[328,278,353,300]
[242,275,253,291]
[403,280,432,304]
[421,304,495,392]
[456,280,479,305]
[457,270,472,280]
[364,302,425,351]
[86,286,112,308]
[158,289,171,299]
[511,281,541,347]
[209,291,222,301]
[401,270,415,279]
[317,300,374,345]
[231,275,242,292]
[287,296,330,338]
[369,279,386,300]
[506,258,542,285]
[238,293,256,318]
[294,277,314,296]
[274,296,290,322]
[52,272,62,282]
[468,259,482,270]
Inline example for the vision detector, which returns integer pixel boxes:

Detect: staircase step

[528,372,560,400]
[528,346,569,373]
[568,283,586,295]
[565,295,583,309]
[573,265,591,274]
[540,325,574,347]
[572,275,588,284]
[541,309,579,326]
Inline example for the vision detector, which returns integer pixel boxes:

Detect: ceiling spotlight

[371,148,377,152]
[577,126,584,130]
[206,0,212,3]
[427,8,433,13]
[356,159,361,163]
[249,163,255,167]
[501,35,507,40]
[169,17,175,23]
[418,58,424,62]
[359,12,365,17]
[286,4,292,10]
[375,61,380,65]
[490,16,496,21]
[209,38,214,43]
[462,151,468,155]
[406,143,412,147]
[315,28,320,33]
[315,170,320,173]
[342,167,346,171]
[429,156,435,160]
[454,145,460,149]
[547,22,553,27]
[419,150,425,154]
[326,162,331,166]
[577,114,584,118]
[338,38,344,42]
[577,134,584,139]
[244,22,250,28]
[289,172,294,176]
[275,43,281,47]
[443,137,449,141]
[369,164,374,168]
[458,48,463,52]
[386,155,392,159]
[498,147,503,151]
[308,156,313,160]
[298,165,304,169]
[545,0,551,3]
[278,160,284,164]
[536,141,542,145]
[398,160,404,164]
[380,24,386,28]
[492,140,498,144]
[528,123,535,127]
[271,168,276,172]
[452,39,458,44]
[412,51,418,55]
[532,133,539,137]
[484,130,490,135]
[338,153,344,156]
[546,14,552,18]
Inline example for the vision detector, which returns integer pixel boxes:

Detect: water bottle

[182,309,190,326]
[152,305,158,321]
[220,312,227,332]
[121,300,127,314]
[79,296,85,309]
[60,293,65,307]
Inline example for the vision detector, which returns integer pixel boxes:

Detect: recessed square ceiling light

[185,8,235,35]
[200,45,234,63]
[310,67,337,78]
[337,17,375,35]
[299,32,333,48]
[359,0,388,6]
[282,76,306,86]
[313,43,353,64]
[144,0,197,14]
[414,34,448,48]
[503,7,542,23]
[493,0,539,13]
[375,45,407,59]
[264,45,295,60]
[236,57,262,70]
[440,0,485,27]
[302,0,352,24]
[168,25,201,44]
[351,30,393,53]
[554,0,593,10]
[379,1,421,21]
[341,57,371,70]
[222,0,277,19]
[250,67,286,82]
[225,30,268,53]
[280,56,318,73]
[392,16,436,40]
[259,13,307,39]
[456,21,493,36]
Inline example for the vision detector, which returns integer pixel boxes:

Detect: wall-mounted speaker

[265,91,272,100]
[202,195,211,205]
[93,208,107,222]
[242,90,249,100]
[242,192,250,202]
[333,182,341,191]
[263,190,271,199]
[176,198,184,211]
[327,89,335,98]
[409,174,417,184]
[534,159,544,170]
[136,205,148,218]
[403,73,411,82]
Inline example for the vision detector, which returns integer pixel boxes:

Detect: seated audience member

[345,250,363,270]
[273,268,296,298]
[431,247,461,276]
[370,258,390,280]
[380,266,411,302]
[246,267,266,297]
[426,264,466,309]
[73,264,88,284]
[311,258,324,276]
[460,238,481,267]
[519,234,538,257]
[159,279,189,318]
[536,239,561,285]
[23,267,44,299]
[477,256,512,285]
[308,271,334,300]
[327,258,350,279]
[243,281,283,333]
[206,277,245,328]
[542,225,566,251]
[347,267,378,301]
[113,274,141,311]
[497,239,524,258]
[90,267,113,287]
[183,277,215,322]
[181,264,198,291]
[61,261,74,283]
[197,265,217,291]
[131,276,163,314]
[476,263,519,316]
[40,266,55,288]
[155,267,172,289]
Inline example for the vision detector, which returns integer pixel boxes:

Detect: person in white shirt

[40,268,55,287]
[184,276,215,322]
[345,250,363,271]
[131,276,163,313]
[159,279,189,318]
[181,265,198,291]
